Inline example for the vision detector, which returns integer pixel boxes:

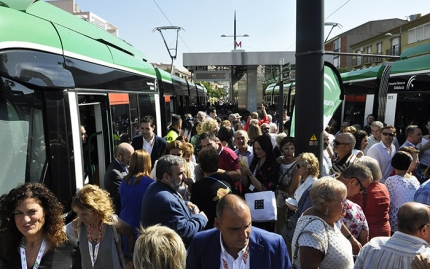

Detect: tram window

[138,94,156,122]
[0,77,46,194]
[109,93,131,145]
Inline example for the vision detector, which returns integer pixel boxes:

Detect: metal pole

[279,58,284,134]
[234,10,237,50]
[295,0,324,158]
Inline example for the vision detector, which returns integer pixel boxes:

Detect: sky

[72,0,430,70]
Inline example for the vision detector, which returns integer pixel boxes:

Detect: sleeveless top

[78,222,122,269]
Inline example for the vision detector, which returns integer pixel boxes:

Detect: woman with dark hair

[275,136,300,234]
[0,183,81,268]
[353,130,368,157]
[240,135,279,232]
[217,126,234,150]
[385,151,420,233]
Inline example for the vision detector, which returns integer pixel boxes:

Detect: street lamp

[385,32,401,56]
[221,11,249,50]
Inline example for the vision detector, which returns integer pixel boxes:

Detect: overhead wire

[152,0,192,52]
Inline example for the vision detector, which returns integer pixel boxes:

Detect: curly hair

[296,152,319,177]
[0,183,67,259]
[181,142,194,158]
[201,119,218,134]
[71,184,115,225]
[310,177,347,211]
[124,149,152,186]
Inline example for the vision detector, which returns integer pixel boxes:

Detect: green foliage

[337,67,349,73]
[197,81,228,99]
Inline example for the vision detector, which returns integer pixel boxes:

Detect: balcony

[386,46,400,56]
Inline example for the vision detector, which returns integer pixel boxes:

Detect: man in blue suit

[141,155,208,248]
[186,194,292,269]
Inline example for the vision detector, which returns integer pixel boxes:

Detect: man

[337,162,373,198]
[418,119,430,171]
[234,130,254,167]
[186,194,292,269]
[401,125,425,181]
[363,114,375,135]
[335,121,350,137]
[261,122,276,149]
[330,132,357,175]
[200,132,241,182]
[104,142,134,214]
[131,115,167,167]
[364,121,383,154]
[367,125,397,182]
[165,114,182,142]
[196,111,206,122]
[414,177,430,205]
[402,125,423,149]
[191,149,233,229]
[140,155,208,248]
[354,202,430,269]
[206,106,217,119]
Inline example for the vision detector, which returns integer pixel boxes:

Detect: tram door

[78,101,106,188]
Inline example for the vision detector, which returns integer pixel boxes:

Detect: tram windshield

[0,77,46,194]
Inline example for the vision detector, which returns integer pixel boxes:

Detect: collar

[235,146,253,155]
[403,140,417,148]
[219,232,249,262]
[144,134,155,144]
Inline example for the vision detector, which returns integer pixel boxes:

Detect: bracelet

[346,234,352,239]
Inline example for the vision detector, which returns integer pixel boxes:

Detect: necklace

[26,238,43,247]
[87,222,104,244]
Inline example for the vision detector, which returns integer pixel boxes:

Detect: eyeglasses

[382,132,395,137]
[352,177,367,194]
[333,140,350,146]
[263,128,270,131]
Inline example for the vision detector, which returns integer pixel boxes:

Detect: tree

[198,81,228,99]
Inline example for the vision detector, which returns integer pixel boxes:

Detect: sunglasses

[262,128,270,131]
[382,132,395,137]
[333,140,349,146]
[352,177,367,194]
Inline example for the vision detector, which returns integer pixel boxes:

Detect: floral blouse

[342,199,369,238]
[249,159,279,192]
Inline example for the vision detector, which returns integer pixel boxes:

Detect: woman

[72,185,135,269]
[241,135,279,232]
[350,156,391,239]
[385,151,420,233]
[190,120,203,161]
[0,183,81,268]
[133,225,186,269]
[217,126,234,150]
[247,121,262,146]
[353,130,368,157]
[150,141,191,199]
[181,142,197,192]
[294,152,319,202]
[120,150,154,242]
[399,146,422,181]
[292,177,354,269]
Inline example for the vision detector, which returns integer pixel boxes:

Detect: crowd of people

[2,107,430,269]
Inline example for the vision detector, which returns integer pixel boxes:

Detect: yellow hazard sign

[310,134,317,141]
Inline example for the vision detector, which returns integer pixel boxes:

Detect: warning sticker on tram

[310,134,317,141]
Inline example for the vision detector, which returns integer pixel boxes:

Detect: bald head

[398,202,430,236]
[215,194,249,221]
[116,142,134,167]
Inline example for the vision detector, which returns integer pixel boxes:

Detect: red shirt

[219,146,240,172]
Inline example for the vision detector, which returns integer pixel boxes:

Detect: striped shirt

[354,231,429,269]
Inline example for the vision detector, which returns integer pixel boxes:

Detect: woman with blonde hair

[293,152,319,202]
[247,122,262,146]
[133,225,186,269]
[201,118,218,135]
[292,177,353,269]
[120,150,154,241]
[72,184,135,269]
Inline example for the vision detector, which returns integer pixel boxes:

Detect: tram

[264,82,296,115]
[0,0,205,217]
[340,42,430,143]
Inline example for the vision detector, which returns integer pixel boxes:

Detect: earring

[324,208,329,215]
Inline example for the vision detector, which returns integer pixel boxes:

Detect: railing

[386,47,400,56]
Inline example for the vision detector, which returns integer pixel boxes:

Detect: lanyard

[87,223,104,268]
[20,237,47,269]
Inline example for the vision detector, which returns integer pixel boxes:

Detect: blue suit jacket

[131,134,166,167]
[141,181,207,248]
[186,227,292,269]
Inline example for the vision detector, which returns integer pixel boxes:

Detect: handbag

[245,190,277,222]
[281,211,300,247]
[112,222,127,269]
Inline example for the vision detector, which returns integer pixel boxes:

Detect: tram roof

[341,65,384,83]
[391,54,430,77]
